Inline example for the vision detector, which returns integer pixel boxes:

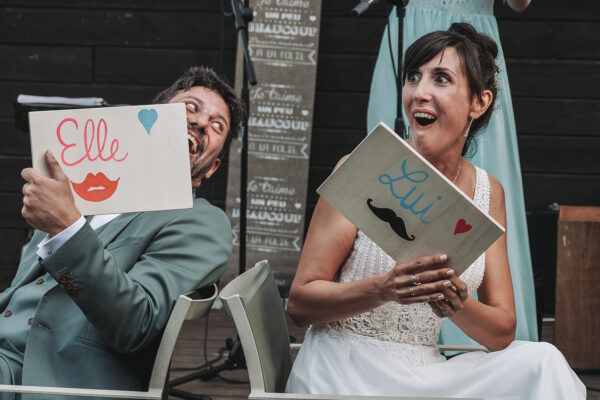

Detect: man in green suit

[0,66,245,399]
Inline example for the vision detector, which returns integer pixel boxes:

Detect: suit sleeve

[39,206,232,353]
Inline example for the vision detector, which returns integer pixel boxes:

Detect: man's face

[168,87,231,188]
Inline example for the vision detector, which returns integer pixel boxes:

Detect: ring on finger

[408,286,417,297]
[411,274,421,286]
[441,309,449,316]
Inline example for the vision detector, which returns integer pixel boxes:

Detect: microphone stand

[168,337,246,400]
[168,2,256,399]
[391,0,409,139]
[351,0,377,16]
[231,0,258,277]
[351,0,409,138]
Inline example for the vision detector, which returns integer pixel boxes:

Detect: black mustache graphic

[367,198,415,241]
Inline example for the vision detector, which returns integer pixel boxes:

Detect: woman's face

[402,46,476,160]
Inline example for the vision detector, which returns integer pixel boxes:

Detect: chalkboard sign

[226,0,322,287]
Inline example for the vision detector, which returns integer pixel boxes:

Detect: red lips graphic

[70,172,120,202]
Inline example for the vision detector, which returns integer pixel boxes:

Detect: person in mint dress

[367,0,538,344]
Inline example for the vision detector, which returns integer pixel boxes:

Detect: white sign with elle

[29,104,192,215]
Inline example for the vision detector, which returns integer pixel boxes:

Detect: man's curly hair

[153,66,246,159]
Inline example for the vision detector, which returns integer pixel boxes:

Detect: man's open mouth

[188,133,198,154]
[70,172,120,202]
[414,112,437,127]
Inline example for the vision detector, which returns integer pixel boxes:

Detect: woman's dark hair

[153,66,246,159]
[403,23,499,156]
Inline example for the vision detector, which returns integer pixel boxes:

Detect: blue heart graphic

[138,109,158,134]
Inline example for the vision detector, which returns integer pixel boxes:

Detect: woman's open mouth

[414,112,437,127]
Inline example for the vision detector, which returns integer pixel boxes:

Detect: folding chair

[220,260,482,400]
[0,285,218,400]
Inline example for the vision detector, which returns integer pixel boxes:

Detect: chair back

[220,261,292,394]
[148,284,218,394]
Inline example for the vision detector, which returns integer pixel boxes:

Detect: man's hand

[21,150,81,237]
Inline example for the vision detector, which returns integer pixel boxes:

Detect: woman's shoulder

[473,165,506,224]
[465,161,504,196]
[312,155,358,243]
[461,161,505,218]
[487,173,504,198]
[476,166,505,201]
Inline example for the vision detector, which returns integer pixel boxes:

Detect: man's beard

[191,156,216,182]
[188,124,206,155]
[189,126,212,181]
[190,137,218,182]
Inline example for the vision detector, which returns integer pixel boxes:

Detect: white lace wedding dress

[286,167,585,399]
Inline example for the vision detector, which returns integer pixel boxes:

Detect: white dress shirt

[36,214,120,259]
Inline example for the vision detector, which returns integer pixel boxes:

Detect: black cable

[169,348,226,372]
[217,374,250,385]
[169,313,224,372]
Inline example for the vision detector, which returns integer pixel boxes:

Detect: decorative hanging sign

[225,0,322,288]
[29,104,192,215]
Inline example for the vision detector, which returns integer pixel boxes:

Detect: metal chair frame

[0,285,218,400]
[220,260,483,400]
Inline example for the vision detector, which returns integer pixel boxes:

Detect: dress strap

[473,166,491,214]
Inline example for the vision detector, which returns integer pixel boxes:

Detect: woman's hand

[429,275,469,318]
[380,254,456,304]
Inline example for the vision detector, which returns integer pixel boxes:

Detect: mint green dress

[367,0,538,343]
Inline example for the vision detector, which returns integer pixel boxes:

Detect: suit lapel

[96,212,143,247]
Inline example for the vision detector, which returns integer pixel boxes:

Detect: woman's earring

[464,119,473,138]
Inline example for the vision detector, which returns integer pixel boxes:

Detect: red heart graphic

[454,219,472,235]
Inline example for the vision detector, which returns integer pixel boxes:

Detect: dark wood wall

[1,0,599,288]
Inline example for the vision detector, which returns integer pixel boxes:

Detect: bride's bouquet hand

[429,275,469,318]
[380,254,456,305]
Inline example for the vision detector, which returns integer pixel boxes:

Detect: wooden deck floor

[168,309,307,400]
[168,311,600,400]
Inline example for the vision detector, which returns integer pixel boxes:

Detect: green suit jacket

[0,198,232,399]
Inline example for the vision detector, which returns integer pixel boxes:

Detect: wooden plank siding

[0,0,599,289]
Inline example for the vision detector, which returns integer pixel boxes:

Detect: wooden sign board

[555,206,600,368]
[225,0,322,288]
[29,104,192,215]
[317,123,504,275]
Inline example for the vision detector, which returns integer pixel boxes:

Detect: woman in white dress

[285,23,585,399]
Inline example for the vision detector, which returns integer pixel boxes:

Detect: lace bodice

[316,167,491,357]
[408,0,494,15]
